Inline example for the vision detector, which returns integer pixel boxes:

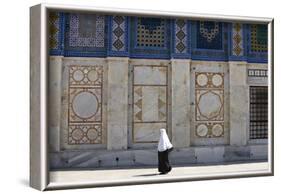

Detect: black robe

[158,147,173,174]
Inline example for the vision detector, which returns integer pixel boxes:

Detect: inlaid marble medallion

[68,65,103,144]
[195,72,224,138]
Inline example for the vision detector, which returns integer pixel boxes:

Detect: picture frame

[30,3,274,191]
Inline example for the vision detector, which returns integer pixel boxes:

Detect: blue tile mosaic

[49,12,268,63]
[49,12,65,56]
[250,24,268,52]
[129,17,171,59]
[246,24,268,63]
[228,23,247,61]
[171,19,191,59]
[112,16,126,51]
[196,21,223,50]
[64,13,108,57]
[108,15,129,57]
[136,18,165,48]
[191,21,228,61]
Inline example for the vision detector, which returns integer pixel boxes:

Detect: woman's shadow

[133,173,159,177]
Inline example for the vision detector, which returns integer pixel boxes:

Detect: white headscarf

[158,128,173,152]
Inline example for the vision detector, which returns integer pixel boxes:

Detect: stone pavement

[50,162,269,187]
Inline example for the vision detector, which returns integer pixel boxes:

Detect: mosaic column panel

[48,12,64,55]
[132,65,168,143]
[112,16,126,51]
[68,65,103,144]
[195,72,224,138]
[175,19,187,53]
[231,23,244,57]
[108,15,129,56]
[49,12,60,50]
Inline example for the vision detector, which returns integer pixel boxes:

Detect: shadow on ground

[133,173,159,177]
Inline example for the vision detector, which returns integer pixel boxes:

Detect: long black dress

[158,147,173,174]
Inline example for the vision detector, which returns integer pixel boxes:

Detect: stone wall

[48,56,268,169]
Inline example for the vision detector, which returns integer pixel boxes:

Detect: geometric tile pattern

[249,86,268,139]
[197,21,223,50]
[133,86,167,122]
[175,19,187,53]
[250,24,268,52]
[195,72,224,89]
[232,23,243,56]
[68,65,103,144]
[69,65,103,86]
[68,124,102,144]
[132,65,168,143]
[195,72,224,138]
[248,69,268,77]
[48,12,60,50]
[69,14,105,47]
[136,18,165,48]
[112,16,126,51]
[196,123,224,138]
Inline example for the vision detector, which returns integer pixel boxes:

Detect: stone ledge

[50,145,268,170]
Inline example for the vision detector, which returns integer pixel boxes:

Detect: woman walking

[158,128,173,174]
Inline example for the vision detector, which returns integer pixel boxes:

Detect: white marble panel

[134,123,166,143]
[134,66,167,85]
[171,59,191,148]
[142,87,158,121]
[229,62,248,146]
[107,57,129,150]
[49,56,63,152]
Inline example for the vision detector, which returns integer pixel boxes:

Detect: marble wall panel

[229,62,248,146]
[133,66,167,85]
[107,57,129,150]
[171,59,191,148]
[60,58,107,150]
[67,65,103,145]
[132,65,168,143]
[134,123,166,143]
[190,61,229,146]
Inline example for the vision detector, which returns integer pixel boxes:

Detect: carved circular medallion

[198,91,222,119]
[87,128,99,141]
[73,69,84,82]
[88,69,99,82]
[72,91,98,119]
[196,124,208,137]
[71,128,84,141]
[212,74,223,87]
[196,73,208,87]
[212,124,223,137]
